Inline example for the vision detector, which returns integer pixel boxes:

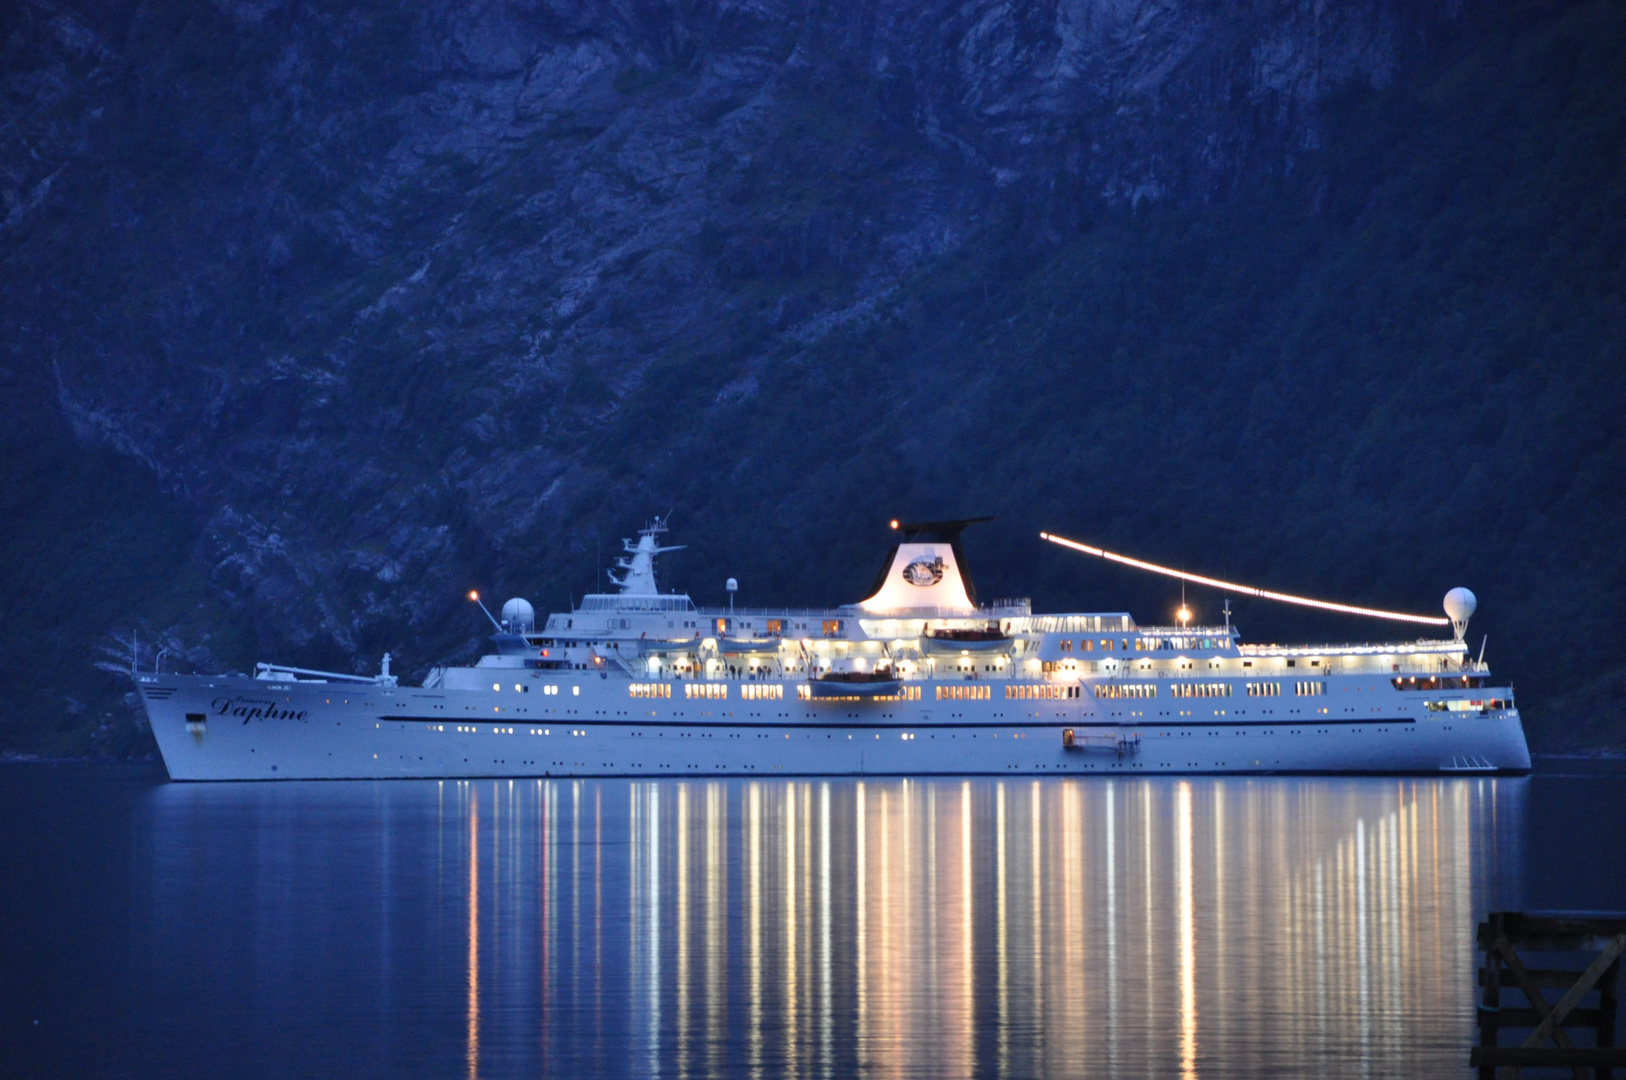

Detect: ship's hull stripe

[378,714,1421,729]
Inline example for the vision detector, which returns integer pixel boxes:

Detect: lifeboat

[807,664,902,699]
[921,624,1010,655]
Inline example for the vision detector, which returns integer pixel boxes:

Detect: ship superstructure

[137,517,1531,780]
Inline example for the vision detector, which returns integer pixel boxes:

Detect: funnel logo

[901,557,945,587]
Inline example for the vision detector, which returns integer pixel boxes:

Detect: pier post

[1471,912,1626,1078]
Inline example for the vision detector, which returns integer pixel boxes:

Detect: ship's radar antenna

[1443,587,1477,642]
[726,577,738,613]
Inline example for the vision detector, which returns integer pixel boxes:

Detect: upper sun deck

[518,518,1482,678]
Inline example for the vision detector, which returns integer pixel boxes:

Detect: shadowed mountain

[1,0,1621,754]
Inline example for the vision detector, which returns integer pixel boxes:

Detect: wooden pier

[1474,911,1626,1078]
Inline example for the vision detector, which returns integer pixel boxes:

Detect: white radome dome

[501,597,536,632]
[1443,587,1477,622]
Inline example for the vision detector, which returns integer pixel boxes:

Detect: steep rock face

[2,0,1431,649]
[8,1,1625,753]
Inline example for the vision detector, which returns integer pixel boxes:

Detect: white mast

[605,515,685,596]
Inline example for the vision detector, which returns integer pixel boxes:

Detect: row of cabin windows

[1134,638,1227,651]
[1393,675,1488,690]
[1055,637,1229,653]
[1171,682,1232,698]
[1007,685,1080,700]
[623,678,1341,702]
[712,618,791,635]
[695,618,839,636]
[1093,680,1324,700]
[936,685,992,701]
[1095,684,1158,699]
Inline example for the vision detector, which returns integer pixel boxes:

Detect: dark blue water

[2,762,1622,1079]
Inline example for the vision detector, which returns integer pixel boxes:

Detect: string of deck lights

[1038,531,1451,626]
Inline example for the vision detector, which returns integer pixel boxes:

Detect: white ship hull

[139,672,1532,781]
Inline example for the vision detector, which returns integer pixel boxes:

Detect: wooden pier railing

[1474,911,1625,1078]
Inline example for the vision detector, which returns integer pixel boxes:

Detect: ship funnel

[1443,587,1476,642]
[858,517,990,614]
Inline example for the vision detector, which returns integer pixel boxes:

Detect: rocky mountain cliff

[3,0,1622,755]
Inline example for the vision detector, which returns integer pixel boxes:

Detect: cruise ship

[136,518,1531,780]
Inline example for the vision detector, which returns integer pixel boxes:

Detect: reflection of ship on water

[628,776,1515,1079]
[137,515,1531,780]
[137,776,1515,1077]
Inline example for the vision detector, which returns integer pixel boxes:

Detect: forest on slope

[1,0,1621,755]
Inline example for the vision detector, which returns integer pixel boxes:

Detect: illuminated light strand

[1038,531,1450,626]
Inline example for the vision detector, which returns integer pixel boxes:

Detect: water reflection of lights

[1178,781,1197,1080]
[430,777,1519,1077]
[465,785,479,1080]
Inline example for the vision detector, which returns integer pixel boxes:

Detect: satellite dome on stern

[1444,587,1477,641]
